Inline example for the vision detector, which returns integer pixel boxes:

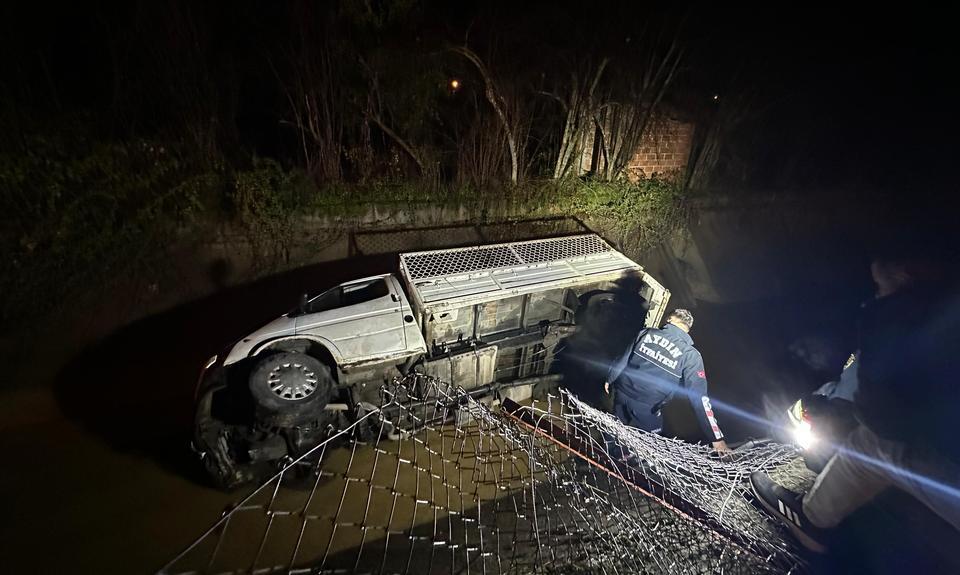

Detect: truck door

[295,275,408,364]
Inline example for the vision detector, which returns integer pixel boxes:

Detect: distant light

[450,79,460,90]
[712,94,720,101]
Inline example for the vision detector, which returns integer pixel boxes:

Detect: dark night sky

[1,2,955,196]
[689,4,954,192]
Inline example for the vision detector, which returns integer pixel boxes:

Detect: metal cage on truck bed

[400,234,661,308]
[400,234,670,385]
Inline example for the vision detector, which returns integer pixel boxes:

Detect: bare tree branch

[366,113,425,176]
[453,45,519,184]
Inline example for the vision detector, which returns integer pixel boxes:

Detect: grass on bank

[0,138,688,333]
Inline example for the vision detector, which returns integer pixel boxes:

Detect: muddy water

[0,248,563,574]
[1,255,394,573]
[0,416,235,573]
[167,413,565,574]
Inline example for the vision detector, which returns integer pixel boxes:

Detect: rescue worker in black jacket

[604,308,730,452]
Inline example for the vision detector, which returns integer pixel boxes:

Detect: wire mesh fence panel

[399,234,613,281]
[509,235,611,265]
[161,375,811,575]
[506,392,812,573]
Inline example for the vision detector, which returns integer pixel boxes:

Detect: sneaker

[749,471,829,553]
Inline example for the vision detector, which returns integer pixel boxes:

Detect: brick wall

[625,115,694,181]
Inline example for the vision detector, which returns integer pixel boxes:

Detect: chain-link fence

[161,375,810,574]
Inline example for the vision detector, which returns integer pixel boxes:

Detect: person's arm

[605,329,646,394]
[682,350,728,451]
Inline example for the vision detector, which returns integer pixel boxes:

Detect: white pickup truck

[194,234,670,488]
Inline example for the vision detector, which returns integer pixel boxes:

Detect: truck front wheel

[248,352,334,428]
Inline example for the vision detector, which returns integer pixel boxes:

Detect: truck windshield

[303,278,389,314]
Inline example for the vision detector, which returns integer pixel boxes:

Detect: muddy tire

[249,352,334,428]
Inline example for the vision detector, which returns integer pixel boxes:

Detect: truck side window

[305,279,389,314]
[342,279,389,306]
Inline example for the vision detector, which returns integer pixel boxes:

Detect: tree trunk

[551,58,608,180]
[367,113,425,176]
[454,46,519,184]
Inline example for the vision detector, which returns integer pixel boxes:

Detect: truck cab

[222,274,426,372]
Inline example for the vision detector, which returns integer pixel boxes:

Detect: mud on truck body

[194,234,670,488]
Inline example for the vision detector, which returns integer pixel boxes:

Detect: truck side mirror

[299,293,309,315]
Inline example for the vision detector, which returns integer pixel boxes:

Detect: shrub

[0,135,211,329]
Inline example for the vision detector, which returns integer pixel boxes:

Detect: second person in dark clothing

[604,308,730,452]
[750,244,960,554]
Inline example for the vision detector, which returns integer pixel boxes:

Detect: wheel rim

[267,361,318,400]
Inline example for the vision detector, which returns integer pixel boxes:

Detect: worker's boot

[749,472,829,554]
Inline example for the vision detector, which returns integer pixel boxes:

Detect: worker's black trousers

[612,396,663,434]
[604,394,662,462]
